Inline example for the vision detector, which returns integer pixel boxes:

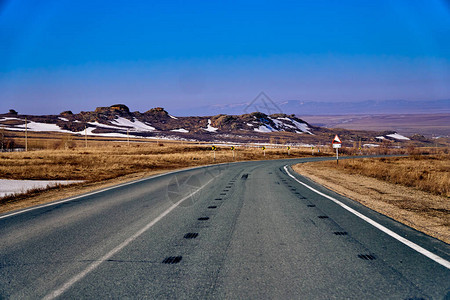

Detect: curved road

[0,158,449,299]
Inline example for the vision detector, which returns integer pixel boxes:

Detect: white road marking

[284,165,450,270]
[0,163,219,220]
[43,177,214,300]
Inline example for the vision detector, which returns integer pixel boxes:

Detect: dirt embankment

[292,158,449,244]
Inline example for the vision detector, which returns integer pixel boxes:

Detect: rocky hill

[0,104,425,146]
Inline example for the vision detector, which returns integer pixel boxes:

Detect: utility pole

[0,126,4,152]
[85,126,88,148]
[25,117,28,152]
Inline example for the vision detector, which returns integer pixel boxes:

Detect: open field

[302,113,450,138]
[293,155,450,243]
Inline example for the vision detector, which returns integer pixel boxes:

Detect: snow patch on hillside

[7,120,73,133]
[254,125,272,133]
[88,121,124,130]
[0,117,20,121]
[291,119,312,134]
[171,128,189,133]
[204,119,218,132]
[111,117,156,131]
[386,133,410,140]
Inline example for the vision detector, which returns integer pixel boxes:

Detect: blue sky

[0,0,449,115]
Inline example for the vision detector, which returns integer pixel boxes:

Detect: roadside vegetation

[305,154,450,197]
[0,142,325,182]
[293,152,450,243]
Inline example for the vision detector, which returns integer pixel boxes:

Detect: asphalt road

[0,158,449,299]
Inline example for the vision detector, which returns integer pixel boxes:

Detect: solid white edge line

[284,165,450,270]
[0,162,227,220]
[43,177,215,300]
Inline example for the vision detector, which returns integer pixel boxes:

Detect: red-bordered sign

[332,135,342,144]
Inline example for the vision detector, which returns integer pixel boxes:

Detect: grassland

[310,155,449,197]
[293,154,450,243]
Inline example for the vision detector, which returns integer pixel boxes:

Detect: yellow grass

[0,143,321,182]
[292,155,450,243]
[316,155,450,197]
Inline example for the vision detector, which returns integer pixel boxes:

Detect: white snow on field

[111,117,156,131]
[58,117,69,122]
[169,115,178,119]
[246,123,254,127]
[0,179,83,198]
[363,144,380,148]
[376,136,386,140]
[204,119,218,132]
[386,133,410,140]
[171,128,189,133]
[254,125,273,133]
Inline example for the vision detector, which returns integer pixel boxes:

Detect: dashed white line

[284,165,450,270]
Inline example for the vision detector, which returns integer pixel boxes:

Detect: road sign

[332,135,342,164]
[332,134,342,144]
[211,145,216,160]
[287,146,290,150]
[262,146,266,150]
[231,146,235,150]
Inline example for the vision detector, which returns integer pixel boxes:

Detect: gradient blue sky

[1,0,449,115]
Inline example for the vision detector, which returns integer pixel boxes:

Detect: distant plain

[301,113,450,137]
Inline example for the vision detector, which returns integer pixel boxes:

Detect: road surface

[0,158,449,299]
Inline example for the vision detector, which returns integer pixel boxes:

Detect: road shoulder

[292,162,449,244]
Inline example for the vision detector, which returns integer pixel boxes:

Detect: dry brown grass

[0,141,328,212]
[314,155,450,197]
[0,143,322,182]
[293,155,450,243]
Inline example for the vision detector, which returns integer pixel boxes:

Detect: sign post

[262,146,266,157]
[212,145,217,161]
[287,146,291,156]
[332,135,342,165]
[231,146,235,159]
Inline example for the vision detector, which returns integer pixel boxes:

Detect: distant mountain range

[167,99,450,117]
